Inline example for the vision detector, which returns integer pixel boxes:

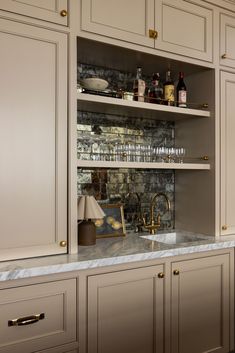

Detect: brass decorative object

[222,225,227,230]
[221,53,227,59]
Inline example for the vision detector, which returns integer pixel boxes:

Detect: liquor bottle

[148,73,163,104]
[133,67,146,102]
[177,72,187,108]
[164,69,175,106]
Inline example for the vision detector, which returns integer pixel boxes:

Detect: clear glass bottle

[177,71,187,108]
[164,70,175,106]
[148,73,163,104]
[133,67,146,102]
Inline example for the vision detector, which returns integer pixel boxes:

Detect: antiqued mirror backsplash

[77,111,175,232]
[77,63,175,232]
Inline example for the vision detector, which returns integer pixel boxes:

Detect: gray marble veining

[1,231,235,282]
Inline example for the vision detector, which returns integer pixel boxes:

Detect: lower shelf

[77,160,211,170]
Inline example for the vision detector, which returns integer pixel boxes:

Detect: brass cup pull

[60,9,68,17]
[8,313,45,326]
[173,269,180,275]
[222,225,227,231]
[221,53,227,59]
[60,240,67,247]
[158,272,165,279]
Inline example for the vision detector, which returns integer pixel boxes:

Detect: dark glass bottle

[133,67,146,102]
[177,72,187,108]
[164,70,175,106]
[148,73,163,104]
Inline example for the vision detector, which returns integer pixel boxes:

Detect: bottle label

[164,84,174,102]
[134,79,146,102]
[178,90,187,106]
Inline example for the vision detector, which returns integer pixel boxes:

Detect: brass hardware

[149,29,158,39]
[60,240,67,247]
[202,103,209,109]
[158,272,165,279]
[60,9,68,17]
[201,156,209,161]
[221,53,227,59]
[142,192,171,235]
[173,269,180,275]
[8,313,45,326]
[222,225,227,230]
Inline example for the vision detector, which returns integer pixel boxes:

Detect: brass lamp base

[78,220,96,246]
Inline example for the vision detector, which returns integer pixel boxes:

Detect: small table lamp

[77,195,105,246]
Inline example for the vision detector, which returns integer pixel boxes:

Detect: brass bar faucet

[143,192,171,235]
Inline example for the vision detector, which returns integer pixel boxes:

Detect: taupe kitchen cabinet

[80,0,212,62]
[220,71,235,235]
[0,0,68,26]
[0,279,77,353]
[171,254,230,353]
[86,252,232,353]
[0,17,68,260]
[220,13,235,67]
[87,265,164,353]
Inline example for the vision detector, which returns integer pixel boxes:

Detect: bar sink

[140,232,207,245]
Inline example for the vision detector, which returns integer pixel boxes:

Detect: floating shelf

[77,160,210,170]
[77,93,211,121]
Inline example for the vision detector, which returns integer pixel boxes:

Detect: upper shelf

[77,160,210,170]
[77,93,211,121]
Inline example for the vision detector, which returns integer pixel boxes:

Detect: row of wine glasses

[77,136,186,163]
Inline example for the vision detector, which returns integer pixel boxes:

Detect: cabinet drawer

[0,279,76,353]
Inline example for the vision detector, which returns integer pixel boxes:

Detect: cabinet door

[220,71,235,235]
[81,0,155,47]
[88,265,164,353]
[0,0,68,26]
[171,254,230,353]
[155,0,212,62]
[220,13,235,68]
[0,18,67,260]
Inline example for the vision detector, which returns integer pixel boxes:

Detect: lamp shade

[77,196,105,220]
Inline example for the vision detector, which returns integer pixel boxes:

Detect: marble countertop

[1,230,235,282]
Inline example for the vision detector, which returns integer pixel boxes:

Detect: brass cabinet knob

[173,269,180,275]
[221,53,227,59]
[158,272,165,279]
[60,240,67,247]
[60,9,68,17]
[201,156,209,161]
[149,29,158,39]
[222,225,227,231]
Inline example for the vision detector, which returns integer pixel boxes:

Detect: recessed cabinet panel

[0,279,76,353]
[171,254,230,353]
[220,14,235,67]
[0,0,68,25]
[221,72,235,235]
[0,18,67,260]
[155,0,213,61]
[81,0,155,47]
[88,266,164,353]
